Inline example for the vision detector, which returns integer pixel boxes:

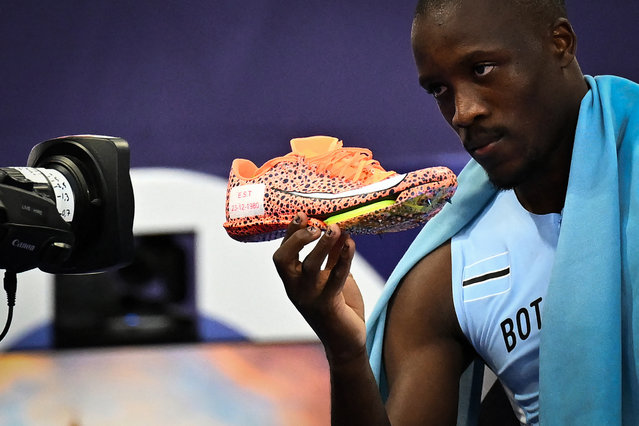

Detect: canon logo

[12,239,36,252]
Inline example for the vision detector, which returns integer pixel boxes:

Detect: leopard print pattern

[224,155,457,242]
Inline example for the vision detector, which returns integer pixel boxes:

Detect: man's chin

[489,181,516,191]
[480,152,546,191]
[485,167,529,191]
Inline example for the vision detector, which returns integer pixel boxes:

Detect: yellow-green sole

[324,200,396,225]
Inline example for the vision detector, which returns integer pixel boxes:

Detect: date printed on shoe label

[229,183,266,219]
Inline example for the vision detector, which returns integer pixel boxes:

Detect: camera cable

[0,269,17,343]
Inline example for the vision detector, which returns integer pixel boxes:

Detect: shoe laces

[311,147,395,185]
[237,136,396,184]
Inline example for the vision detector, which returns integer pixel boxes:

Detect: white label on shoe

[228,183,266,219]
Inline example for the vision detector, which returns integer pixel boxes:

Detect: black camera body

[0,135,134,273]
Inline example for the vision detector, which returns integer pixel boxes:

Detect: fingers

[274,218,355,303]
[273,214,321,278]
[303,224,355,297]
[323,235,355,298]
[282,212,307,244]
[326,227,349,269]
[301,223,339,271]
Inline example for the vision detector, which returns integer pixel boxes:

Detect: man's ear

[551,18,578,68]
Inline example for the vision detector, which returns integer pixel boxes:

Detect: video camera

[0,135,134,274]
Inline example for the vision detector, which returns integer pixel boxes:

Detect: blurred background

[1,0,638,424]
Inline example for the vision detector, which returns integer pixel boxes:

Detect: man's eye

[428,84,447,98]
[474,64,495,77]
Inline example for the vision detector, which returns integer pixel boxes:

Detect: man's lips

[463,132,504,157]
[470,138,501,156]
[459,126,506,156]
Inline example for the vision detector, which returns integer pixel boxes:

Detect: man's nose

[451,88,488,129]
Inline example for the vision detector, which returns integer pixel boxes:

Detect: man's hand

[272,212,366,363]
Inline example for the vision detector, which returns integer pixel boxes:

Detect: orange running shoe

[223,136,457,242]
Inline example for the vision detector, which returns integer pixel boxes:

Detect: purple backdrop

[1,1,638,277]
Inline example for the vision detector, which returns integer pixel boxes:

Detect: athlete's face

[412,0,575,189]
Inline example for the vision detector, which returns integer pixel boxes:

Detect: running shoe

[223,136,457,242]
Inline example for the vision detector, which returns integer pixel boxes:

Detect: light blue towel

[365,75,639,424]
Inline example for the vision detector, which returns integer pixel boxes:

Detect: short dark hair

[414,0,567,23]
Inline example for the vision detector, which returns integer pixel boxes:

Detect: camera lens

[1,166,76,222]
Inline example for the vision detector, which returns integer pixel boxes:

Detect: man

[273,0,639,424]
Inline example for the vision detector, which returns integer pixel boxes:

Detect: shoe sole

[330,183,454,235]
[224,181,456,242]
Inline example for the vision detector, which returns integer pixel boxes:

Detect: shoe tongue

[290,136,342,156]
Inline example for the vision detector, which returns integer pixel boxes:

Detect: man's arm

[273,214,472,425]
[384,241,475,424]
[273,213,388,424]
